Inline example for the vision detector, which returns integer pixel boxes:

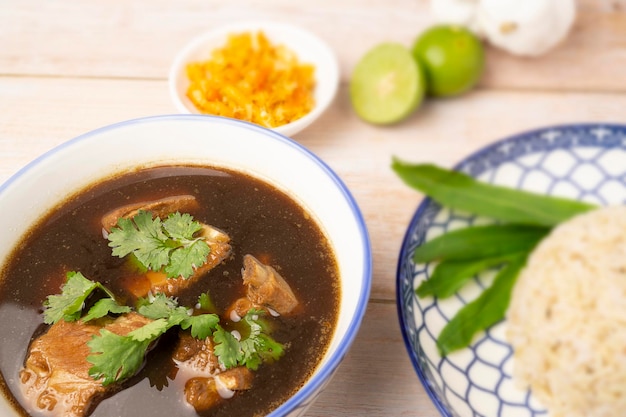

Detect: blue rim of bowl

[0,114,372,417]
[395,122,626,417]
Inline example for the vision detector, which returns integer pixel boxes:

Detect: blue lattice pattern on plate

[397,124,626,417]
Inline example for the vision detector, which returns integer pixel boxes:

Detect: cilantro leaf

[137,293,180,319]
[163,212,203,240]
[107,211,211,279]
[255,333,284,363]
[181,314,220,339]
[82,298,131,322]
[44,271,101,324]
[244,312,263,339]
[240,337,263,370]
[135,292,219,339]
[239,311,284,370]
[127,318,170,341]
[167,307,193,327]
[87,330,151,386]
[108,212,172,272]
[164,240,210,279]
[211,311,284,371]
[197,292,217,313]
[136,293,188,325]
[213,325,242,369]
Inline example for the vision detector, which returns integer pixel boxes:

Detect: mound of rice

[507,205,626,417]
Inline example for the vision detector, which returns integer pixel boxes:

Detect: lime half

[350,43,425,125]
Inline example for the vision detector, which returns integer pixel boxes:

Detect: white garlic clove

[476,0,576,56]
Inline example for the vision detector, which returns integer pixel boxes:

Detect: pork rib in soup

[20,313,153,417]
[103,194,233,298]
[0,165,340,417]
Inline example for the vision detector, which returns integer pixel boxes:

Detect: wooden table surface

[1,1,625,416]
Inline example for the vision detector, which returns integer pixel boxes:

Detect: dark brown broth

[0,165,340,417]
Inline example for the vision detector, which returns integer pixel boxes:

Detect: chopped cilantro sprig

[136,293,220,339]
[107,211,210,279]
[43,271,128,324]
[42,274,283,386]
[87,330,152,386]
[214,309,284,370]
[87,293,220,385]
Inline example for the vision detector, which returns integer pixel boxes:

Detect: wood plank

[1,0,625,92]
[0,0,425,79]
[0,78,172,184]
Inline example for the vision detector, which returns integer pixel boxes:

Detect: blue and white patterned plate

[396,124,626,417]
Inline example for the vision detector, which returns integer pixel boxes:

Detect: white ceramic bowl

[0,115,371,417]
[168,21,340,137]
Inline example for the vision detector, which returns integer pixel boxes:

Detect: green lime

[350,43,425,125]
[412,25,484,97]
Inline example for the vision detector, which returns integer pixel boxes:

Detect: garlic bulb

[477,0,576,56]
[430,0,577,56]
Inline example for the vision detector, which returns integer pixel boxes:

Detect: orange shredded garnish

[185,31,316,128]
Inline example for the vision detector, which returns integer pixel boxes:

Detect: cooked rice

[507,205,626,417]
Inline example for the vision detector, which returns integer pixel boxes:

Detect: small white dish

[168,21,340,137]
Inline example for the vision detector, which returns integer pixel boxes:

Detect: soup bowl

[0,115,371,417]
